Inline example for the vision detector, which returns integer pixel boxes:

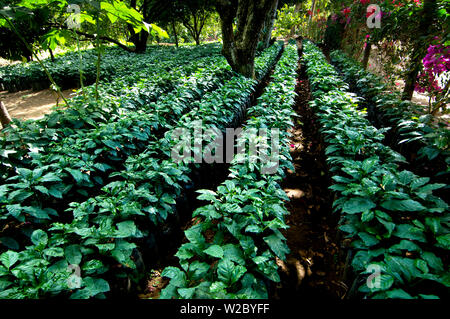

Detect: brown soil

[0,88,75,120]
[270,41,347,300]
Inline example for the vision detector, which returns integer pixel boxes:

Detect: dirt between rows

[0,88,74,120]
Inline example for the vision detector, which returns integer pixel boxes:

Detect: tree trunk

[128,0,148,53]
[172,19,179,47]
[216,0,278,79]
[362,41,371,69]
[262,0,278,49]
[402,0,436,100]
[0,100,11,129]
[48,48,55,62]
[194,34,201,46]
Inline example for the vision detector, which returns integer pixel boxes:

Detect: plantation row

[160,43,299,299]
[0,42,284,298]
[330,51,449,185]
[0,44,221,93]
[303,40,449,299]
[0,44,224,177]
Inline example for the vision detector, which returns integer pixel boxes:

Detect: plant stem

[74,31,86,99]
[95,12,102,102]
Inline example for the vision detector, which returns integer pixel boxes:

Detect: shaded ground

[270,41,347,300]
[0,88,75,120]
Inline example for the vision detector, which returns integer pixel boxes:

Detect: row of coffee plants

[0,44,223,179]
[0,54,234,230]
[303,40,449,299]
[0,42,282,231]
[159,44,299,299]
[0,43,284,298]
[330,50,449,180]
[0,44,221,92]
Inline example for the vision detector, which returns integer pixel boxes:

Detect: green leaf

[381,199,426,212]
[178,287,195,299]
[40,172,62,183]
[43,247,64,257]
[342,197,376,214]
[393,224,426,242]
[217,259,246,285]
[210,281,227,293]
[418,294,439,299]
[386,288,414,299]
[48,186,63,199]
[223,244,245,265]
[161,193,176,205]
[116,221,137,238]
[388,240,421,253]
[0,251,19,269]
[436,234,450,249]
[361,210,375,222]
[148,23,169,39]
[358,232,380,247]
[203,245,224,259]
[161,266,187,287]
[31,229,48,247]
[398,171,415,185]
[196,189,217,202]
[5,205,24,222]
[83,277,110,296]
[421,252,443,271]
[263,234,289,260]
[175,244,194,260]
[65,168,85,183]
[22,206,50,219]
[34,185,49,195]
[65,245,82,265]
[414,259,429,273]
[185,224,205,246]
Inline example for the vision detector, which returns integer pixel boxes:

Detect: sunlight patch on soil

[0,88,76,120]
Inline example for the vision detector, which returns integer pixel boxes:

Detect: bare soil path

[0,88,75,120]
[270,40,347,300]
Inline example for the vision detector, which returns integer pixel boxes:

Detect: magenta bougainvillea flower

[416,44,450,95]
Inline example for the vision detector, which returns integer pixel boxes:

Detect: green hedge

[304,40,449,299]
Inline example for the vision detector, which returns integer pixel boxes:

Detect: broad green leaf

[393,224,426,242]
[116,221,137,238]
[203,245,224,259]
[31,229,48,247]
[342,197,376,214]
[178,287,195,299]
[0,251,19,269]
[40,172,62,183]
[436,234,450,249]
[385,288,414,299]
[381,199,426,212]
[161,266,187,287]
[421,252,443,271]
[217,259,246,285]
[65,168,85,183]
[263,234,289,260]
[65,245,82,265]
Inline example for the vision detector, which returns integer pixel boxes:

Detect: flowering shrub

[415,43,450,96]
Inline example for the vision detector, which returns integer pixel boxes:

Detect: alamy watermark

[366,264,382,289]
[170,121,281,175]
[367,4,382,29]
[66,4,81,30]
[67,264,82,289]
